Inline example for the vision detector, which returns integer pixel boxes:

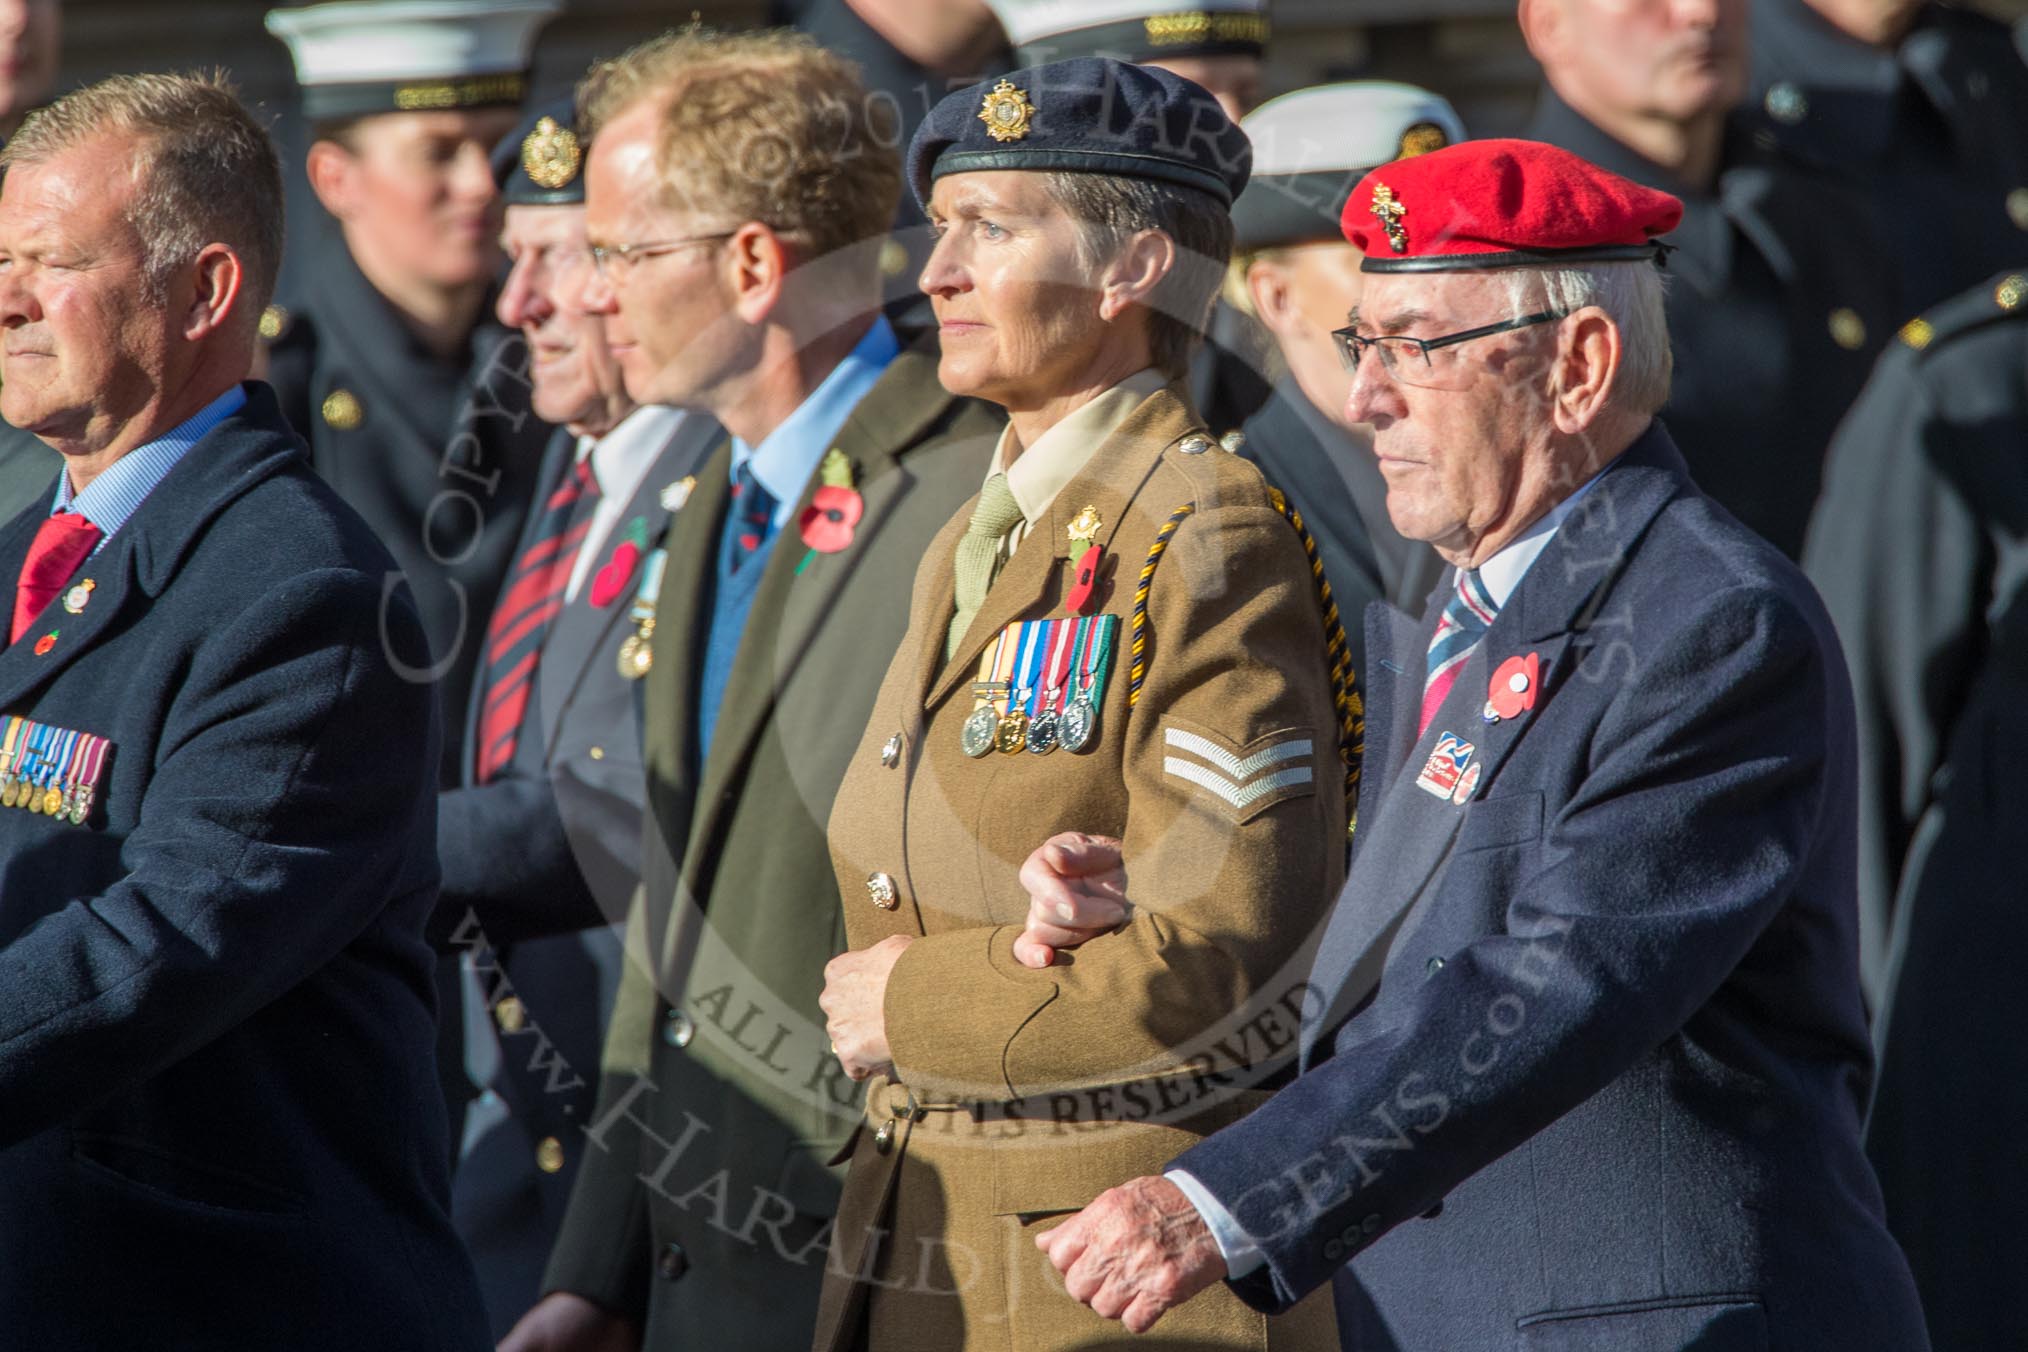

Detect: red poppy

[33,633,56,657]
[1487,652,1539,720]
[799,485,863,554]
[590,540,643,609]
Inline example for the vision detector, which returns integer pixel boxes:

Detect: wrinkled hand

[1013,832,1132,969]
[495,1291,638,1352]
[819,934,913,1081]
[1037,1175,1228,1334]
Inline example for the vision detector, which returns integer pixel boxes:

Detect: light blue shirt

[53,385,247,553]
[728,316,899,524]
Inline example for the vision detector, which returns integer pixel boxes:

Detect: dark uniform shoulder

[1893,268,2028,357]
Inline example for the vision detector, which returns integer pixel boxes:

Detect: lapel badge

[661,476,696,513]
[63,579,95,614]
[1415,731,1474,800]
[1483,652,1540,723]
[978,79,1036,143]
[1067,504,1103,548]
[1370,183,1409,254]
[33,629,58,657]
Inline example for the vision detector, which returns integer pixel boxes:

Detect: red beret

[1340,138,1683,273]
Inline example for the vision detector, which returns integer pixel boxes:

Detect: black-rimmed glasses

[1330,309,1569,389]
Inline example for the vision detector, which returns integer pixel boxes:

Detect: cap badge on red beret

[1370,182,1409,254]
[978,79,1036,143]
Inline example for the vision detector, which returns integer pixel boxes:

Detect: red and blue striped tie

[1419,567,1498,736]
[474,459,599,783]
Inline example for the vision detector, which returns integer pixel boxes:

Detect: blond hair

[2,70,283,315]
[577,27,901,261]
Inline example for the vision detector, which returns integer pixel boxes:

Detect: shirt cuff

[1165,1168,1263,1279]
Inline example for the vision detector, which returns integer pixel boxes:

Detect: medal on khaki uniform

[1060,614,1120,753]
[1025,618,1077,755]
[1000,620,1046,755]
[962,628,1017,758]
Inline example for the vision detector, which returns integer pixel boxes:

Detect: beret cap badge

[1370,182,1409,254]
[522,116,581,190]
[978,79,1036,143]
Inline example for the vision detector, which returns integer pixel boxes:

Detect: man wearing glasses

[433,98,720,1342]
[1022,139,1929,1350]
[499,29,1000,1352]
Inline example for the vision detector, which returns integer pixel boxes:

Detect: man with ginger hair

[500,28,998,1352]
[0,72,487,1349]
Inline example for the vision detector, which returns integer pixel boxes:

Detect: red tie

[13,512,102,644]
[473,460,599,782]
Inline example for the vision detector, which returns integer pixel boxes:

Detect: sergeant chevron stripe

[1162,725,1316,816]
[1164,726,1313,779]
[1164,759,1313,811]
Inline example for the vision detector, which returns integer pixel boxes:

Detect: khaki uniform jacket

[815,385,1344,1351]
[541,343,1002,1350]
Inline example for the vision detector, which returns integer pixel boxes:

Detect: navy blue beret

[493,95,585,207]
[907,57,1252,209]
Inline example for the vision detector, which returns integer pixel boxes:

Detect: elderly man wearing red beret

[1022,138,1931,1350]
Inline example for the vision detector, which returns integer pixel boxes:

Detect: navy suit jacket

[1172,424,1928,1351]
[435,413,719,1337]
[0,385,488,1350]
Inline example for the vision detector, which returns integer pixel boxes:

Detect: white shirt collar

[1473,460,1614,609]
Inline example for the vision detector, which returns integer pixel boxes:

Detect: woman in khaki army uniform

[814,58,1348,1352]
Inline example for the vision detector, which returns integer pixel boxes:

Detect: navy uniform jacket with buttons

[1171,423,1930,1351]
[1804,269,2028,1352]
[435,413,721,1339]
[0,384,488,1352]
[1528,89,1902,559]
[1749,0,2028,314]
[265,230,552,788]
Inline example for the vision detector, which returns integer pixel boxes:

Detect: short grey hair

[1,71,285,316]
[1041,171,1234,381]
[1502,261,1671,415]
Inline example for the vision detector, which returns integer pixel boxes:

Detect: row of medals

[961,681,1098,758]
[1,773,89,822]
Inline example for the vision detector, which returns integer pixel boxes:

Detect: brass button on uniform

[656,1242,689,1280]
[881,733,903,768]
[663,1008,696,1048]
[1827,307,1866,351]
[495,996,526,1033]
[1997,274,2027,311]
[588,746,605,761]
[535,1136,565,1174]
[259,304,288,340]
[1178,435,1212,455]
[873,1119,897,1154]
[321,388,364,431]
[867,871,899,910]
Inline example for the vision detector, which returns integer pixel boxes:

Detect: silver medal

[960,705,999,758]
[1060,695,1097,752]
[1025,709,1059,754]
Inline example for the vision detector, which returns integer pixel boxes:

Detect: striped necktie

[474,458,599,783]
[1420,567,1498,736]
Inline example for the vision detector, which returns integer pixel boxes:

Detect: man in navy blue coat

[1022,140,1929,1350]
[0,73,488,1350]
